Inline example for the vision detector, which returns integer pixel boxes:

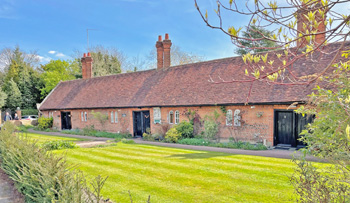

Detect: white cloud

[55,52,65,57]
[36,55,51,63]
[48,50,56,54]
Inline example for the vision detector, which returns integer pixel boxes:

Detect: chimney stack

[297,1,326,48]
[156,35,164,69]
[163,33,172,68]
[155,33,172,69]
[81,52,93,79]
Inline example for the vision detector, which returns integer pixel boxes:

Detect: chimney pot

[158,35,162,42]
[163,33,172,68]
[83,53,86,57]
[87,52,91,57]
[165,33,169,40]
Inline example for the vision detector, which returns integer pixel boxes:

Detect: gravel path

[0,163,25,203]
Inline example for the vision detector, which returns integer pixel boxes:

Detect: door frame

[132,110,150,137]
[273,109,296,147]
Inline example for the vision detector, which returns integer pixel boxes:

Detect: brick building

[38,9,349,148]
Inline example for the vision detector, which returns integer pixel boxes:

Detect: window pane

[84,112,87,121]
[226,110,232,126]
[115,111,118,123]
[175,111,179,124]
[169,111,174,124]
[81,112,84,121]
[111,111,114,123]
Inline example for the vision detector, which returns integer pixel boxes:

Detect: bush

[176,121,194,138]
[121,138,135,144]
[21,108,38,116]
[204,119,219,140]
[16,125,33,133]
[178,138,210,146]
[82,125,97,136]
[177,138,267,150]
[37,117,53,130]
[143,133,155,141]
[0,122,108,202]
[165,127,182,143]
[41,140,77,151]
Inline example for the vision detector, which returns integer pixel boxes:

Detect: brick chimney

[156,35,164,69]
[163,33,172,68]
[297,1,326,47]
[81,52,93,79]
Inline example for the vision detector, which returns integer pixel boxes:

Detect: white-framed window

[153,107,161,124]
[84,112,87,122]
[81,112,84,122]
[226,110,233,126]
[234,109,241,127]
[49,112,53,118]
[175,110,179,124]
[111,111,114,123]
[169,111,174,124]
[114,111,118,123]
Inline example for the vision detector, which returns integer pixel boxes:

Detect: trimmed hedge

[0,122,107,202]
[21,108,38,116]
[178,138,268,150]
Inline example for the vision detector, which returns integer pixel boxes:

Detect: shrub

[203,119,219,140]
[0,122,108,202]
[37,117,53,130]
[178,138,210,146]
[41,140,77,151]
[121,138,135,144]
[21,108,38,116]
[90,111,109,128]
[16,125,33,133]
[82,125,97,136]
[165,127,182,143]
[143,133,155,141]
[176,121,194,138]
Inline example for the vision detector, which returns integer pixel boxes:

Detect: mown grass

[57,143,302,203]
[16,132,87,144]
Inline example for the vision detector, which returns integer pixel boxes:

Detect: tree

[195,0,350,88]
[235,26,277,55]
[0,90,7,109]
[3,79,22,110]
[74,46,125,77]
[195,0,350,201]
[40,59,79,98]
[146,45,205,69]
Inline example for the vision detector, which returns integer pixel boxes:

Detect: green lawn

[58,143,299,203]
[16,132,87,144]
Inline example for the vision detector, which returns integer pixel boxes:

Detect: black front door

[276,111,294,146]
[61,112,72,130]
[133,111,150,137]
[275,110,314,147]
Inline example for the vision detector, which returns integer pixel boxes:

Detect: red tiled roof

[39,42,349,110]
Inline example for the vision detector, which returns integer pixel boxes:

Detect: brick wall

[43,104,295,146]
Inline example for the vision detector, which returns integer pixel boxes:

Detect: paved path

[28,129,322,162]
[0,164,25,203]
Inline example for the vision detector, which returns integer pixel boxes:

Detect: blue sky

[0,0,249,65]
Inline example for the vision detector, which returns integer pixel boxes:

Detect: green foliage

[143,133,155,141]
[220,106,227,113]
[16,125,33,133]
[0,122,108,202]
[165,127,182,143]
[176,121,194,138]
[121,138,135,144]
[91,110,109,128]
[38,117,53,130]
[235,26,277,55]
[203,119,219,140]
[21,108,38,116]
[290,157,350,202]
[40,59,79,98]
[0,90,7,108]
[3,78,22,110]
[178,138,267,150]
[291,60,350,201]
[82,125,98,136]
[41,140,77,151]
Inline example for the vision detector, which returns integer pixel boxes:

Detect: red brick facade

[43,104,296,146]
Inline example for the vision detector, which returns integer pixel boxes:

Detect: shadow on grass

[167,152,232,159]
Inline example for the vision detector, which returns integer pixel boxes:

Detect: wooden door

[276,111,294,145]
[133,111,150,137]
[61,112,72,130]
